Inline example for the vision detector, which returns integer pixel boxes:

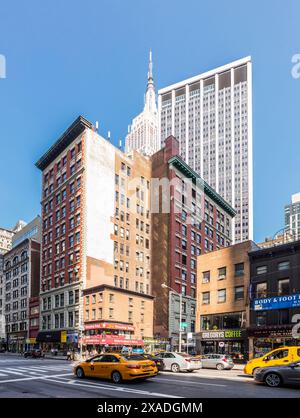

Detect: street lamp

[161,283,183,353]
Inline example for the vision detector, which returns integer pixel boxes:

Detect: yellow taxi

[244,346,300,375]
[74,353,158,383]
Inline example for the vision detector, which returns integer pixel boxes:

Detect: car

[73,353,158,383]
[137,353,165,371]
[24,349,45,359]
[244,346,300,375]
[254,360,300,387]
[201,354,234,370]
[157,352,202,373]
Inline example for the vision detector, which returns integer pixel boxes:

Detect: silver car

[254,360,300,387]
[158,352,202,373]
[201,354,234,370]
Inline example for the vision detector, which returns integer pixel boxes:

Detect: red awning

[80,335,144,346]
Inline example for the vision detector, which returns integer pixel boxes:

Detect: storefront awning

[36,331,62,343]
[81,335,144,346]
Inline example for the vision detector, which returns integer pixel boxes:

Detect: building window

[278,309,289,325]
[218,289,226,303]
[256,265,267,275]
[218,267,226,280]
[278,261,290,271]
[256,282,267,298]
[278,278,290,296]
[256,311,267,327]
[202,271,210,284]
[202,292,210,305]
[235,286,244,300]
[234,263,244,276]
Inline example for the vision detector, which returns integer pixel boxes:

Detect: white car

[158,352,202,373]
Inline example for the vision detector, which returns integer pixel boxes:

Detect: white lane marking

[2,369,24,375]
[160,370,249,381]
[155,376,227,387]
[0,372,73,384]
[0,373,8,376]
[45,376,183,398]
[23,366,70,372]
[13,367,48,373]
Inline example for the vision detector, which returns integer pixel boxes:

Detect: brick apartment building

[2,217,41,351]
[196,240,257,359]
[248,240,300,358]
[35,116,154,351]
[151,136,236,350]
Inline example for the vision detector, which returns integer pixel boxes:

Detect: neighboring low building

[195,240,257,360]
[3,216,41,351]
[0,221,27,348]
[151,135,236,350]
[248,240,300,359]
[258,233,295,249]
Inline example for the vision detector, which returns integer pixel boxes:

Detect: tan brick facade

[196,240,256,358]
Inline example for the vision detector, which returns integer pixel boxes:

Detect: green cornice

[168,155,236,217]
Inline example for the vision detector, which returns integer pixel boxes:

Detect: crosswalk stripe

[2,369,24,375]
[0,372,8,376]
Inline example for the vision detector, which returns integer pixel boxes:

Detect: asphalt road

[0,354,299,398]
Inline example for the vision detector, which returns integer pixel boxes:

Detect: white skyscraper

[285,193,300,240]
[125,51,159,156]
[158,57,253,243]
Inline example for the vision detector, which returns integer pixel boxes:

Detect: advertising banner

[253,294,300,311]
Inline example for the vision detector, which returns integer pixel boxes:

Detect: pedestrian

[67,349,72,361]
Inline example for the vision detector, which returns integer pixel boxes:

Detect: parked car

[137,354,165,371]
[24,349,45,359]
[244,346,300,375]
[74,353,158,383]
[254,361,300,387]
[157,352,202,373]
[201,354,234,370]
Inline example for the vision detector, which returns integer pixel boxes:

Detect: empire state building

[125,51,159,157]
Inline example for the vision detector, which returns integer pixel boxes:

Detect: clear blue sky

[0,0,300,242]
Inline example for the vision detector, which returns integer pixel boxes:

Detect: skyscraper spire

[144,49,157,114]
[147,49,153,84]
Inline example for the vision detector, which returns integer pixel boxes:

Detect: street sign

[219,341,225,348]
[187,332,193,340]
[181,322,187,328]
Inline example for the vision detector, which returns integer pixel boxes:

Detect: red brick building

[151,136,236,350]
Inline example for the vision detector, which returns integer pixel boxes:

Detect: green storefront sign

[200,329,245,340]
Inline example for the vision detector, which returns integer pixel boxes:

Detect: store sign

[81,335,144,346]
[200,329,245,340]
[84,322,135,332]
[253,294,300,311]
[248,327,293,338]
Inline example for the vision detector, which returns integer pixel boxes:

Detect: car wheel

[216,363,224,371]
[111,371,122,384]
[76,367,85,379]
[187,370,194,373]
[264,373,282,388]
[171,363,180,373]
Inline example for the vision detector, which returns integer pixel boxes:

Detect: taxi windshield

[122,355,145,361]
